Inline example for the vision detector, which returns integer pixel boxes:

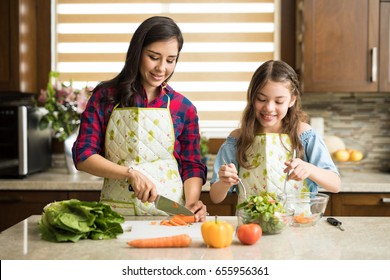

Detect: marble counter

[0,215,389,260]
[1,168,390,193]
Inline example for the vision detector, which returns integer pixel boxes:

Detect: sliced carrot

[160,220,172,226]
[175,214,196,224]
[159,214,196,226]
[127,234,192,248]
[294,213,313,224]
[168,220,182,226]
[150,221,157,225]
[172,202,179,209]
[170,216,187,226]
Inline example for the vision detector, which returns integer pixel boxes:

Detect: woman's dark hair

[96,16,183,106]
[237,60,308,169]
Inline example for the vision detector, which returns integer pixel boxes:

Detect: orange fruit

[333,149,350,162]
[350,150,363,161]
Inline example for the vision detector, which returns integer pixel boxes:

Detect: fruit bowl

[329,138,366,164]
[285,192,329,227]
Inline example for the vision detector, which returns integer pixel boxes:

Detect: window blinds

[55,0,279,138]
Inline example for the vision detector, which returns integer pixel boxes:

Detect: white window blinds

[54,0,280,138]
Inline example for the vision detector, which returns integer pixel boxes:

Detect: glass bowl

[285,192,329,227]
[236,208,294,234]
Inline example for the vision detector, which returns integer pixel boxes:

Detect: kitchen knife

[154,195,194,216]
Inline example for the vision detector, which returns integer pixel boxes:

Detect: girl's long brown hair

[237,60,308,169]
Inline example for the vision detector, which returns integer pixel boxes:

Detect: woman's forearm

[76,154,129,180]
[183,177,203,206]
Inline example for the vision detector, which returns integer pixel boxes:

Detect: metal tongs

[222,158,247,200]
[277,149,296,204]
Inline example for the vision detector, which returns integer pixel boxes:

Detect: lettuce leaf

[38,199,124,242]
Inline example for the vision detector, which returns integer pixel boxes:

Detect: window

[54,0,280,138]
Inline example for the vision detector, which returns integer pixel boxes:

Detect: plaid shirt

[72,84,207,183]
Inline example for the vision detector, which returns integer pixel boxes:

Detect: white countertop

[1,168,390,193]
[0,215,389,260]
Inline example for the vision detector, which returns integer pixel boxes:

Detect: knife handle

[128,184,134,191]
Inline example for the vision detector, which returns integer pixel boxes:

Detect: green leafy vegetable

[237,191,288,234]
[38,199,125,242]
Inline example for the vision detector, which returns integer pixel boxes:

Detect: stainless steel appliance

[0,105,51,177]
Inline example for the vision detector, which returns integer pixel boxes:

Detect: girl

[72,16,208,221]
[210,60,341,205]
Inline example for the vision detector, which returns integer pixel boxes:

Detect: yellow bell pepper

[201,216,234,248]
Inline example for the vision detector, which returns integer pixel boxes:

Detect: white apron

[238,133,309,206]
[100,96,184,216]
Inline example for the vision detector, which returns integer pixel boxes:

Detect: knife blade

[154,195,194,216]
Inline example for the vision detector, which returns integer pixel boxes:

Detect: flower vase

[63,130,79,174]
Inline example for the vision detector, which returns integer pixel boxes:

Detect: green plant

[200,134,209,158]
[35,71,91,141]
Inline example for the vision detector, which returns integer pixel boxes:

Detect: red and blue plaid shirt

[72,84,207,183]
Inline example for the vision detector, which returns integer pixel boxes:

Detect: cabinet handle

[371,47,378,82]
[297,0,304,11]
[382,198,390,204]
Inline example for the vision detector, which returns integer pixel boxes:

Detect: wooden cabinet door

[331,193,390,216]
[0,0,51,93]
[379,2,390,92]
[298,0,379,92]
[0,191,68,232]
[200,192,238,216]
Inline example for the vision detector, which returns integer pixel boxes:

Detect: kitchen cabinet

[0,0,51,93]
[330,193,390,216]
[296,0,384,92]
[0,190,68,232]
[0,190,103,232]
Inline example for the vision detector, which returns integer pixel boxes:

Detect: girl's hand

[218,163,239,186]
[284,158,312,181]
[127,170,158,203]
[186,200,208,222]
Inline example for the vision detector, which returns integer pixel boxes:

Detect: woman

[72,16,208,221]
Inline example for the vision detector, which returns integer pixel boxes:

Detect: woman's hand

[127,170,158,203]
[218,163,239,186]
[186,200,208,222]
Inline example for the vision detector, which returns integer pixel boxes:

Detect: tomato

[237,223,262,245]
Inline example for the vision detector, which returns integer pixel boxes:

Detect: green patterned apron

[100,96,184,216]
[238,133,309,205]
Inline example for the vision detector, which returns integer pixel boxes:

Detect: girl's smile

[255,80,296,133]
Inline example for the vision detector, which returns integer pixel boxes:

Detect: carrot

[175,214,196,224]
[294,213,313,224]
[160,220,173,226]
[127,234,192,248]
[160,214,195,226]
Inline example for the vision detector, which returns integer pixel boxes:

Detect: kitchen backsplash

[302,92,390,173]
